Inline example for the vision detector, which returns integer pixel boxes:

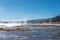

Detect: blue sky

[0,0,60,21]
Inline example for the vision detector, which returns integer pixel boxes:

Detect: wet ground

[0,25,60,40]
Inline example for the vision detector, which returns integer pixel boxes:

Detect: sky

[0,0,60,21]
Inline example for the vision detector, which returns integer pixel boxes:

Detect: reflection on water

[0,26,60,40]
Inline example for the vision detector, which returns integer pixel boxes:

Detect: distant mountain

[26,15,60,24]
[52,15,60,24]
[0,15,60,24]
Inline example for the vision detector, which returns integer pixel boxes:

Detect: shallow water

[0,26,60,40]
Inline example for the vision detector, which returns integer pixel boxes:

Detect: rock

[58,32,60,34]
